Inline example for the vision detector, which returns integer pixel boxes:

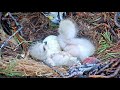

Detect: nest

[0,12,120,77]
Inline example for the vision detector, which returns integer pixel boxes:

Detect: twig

[91,23,110,30]
[89,75,107,78]
[111,60,120,68]
[95,61,114,74]
[89,64,120,78]
[114,12,120,28]
[0,12,24,49]
[0,27,23,49]
[0,49,1,60]
[105,64,120,78]
[13,41,32,51]
[8,12,20,27]
[51,67,66,78]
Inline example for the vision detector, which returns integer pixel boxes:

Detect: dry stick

[0,49,1,60]
[105,64,120,78]
[9,12,29,55]
[0,26,23,49]
[8,12,20,26]
[91,23,110,30]
[111,60,120,68]
[89,60,120,78]
[89,64,120,78]
[0,13,23,59]
[107,17,119,41]
[0,12,23,49]
[14,41,32,51]
[35,14,42,26]
[114,12,120,28]
[95,61,114,74]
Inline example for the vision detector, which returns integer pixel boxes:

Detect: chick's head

[29,42,47,61]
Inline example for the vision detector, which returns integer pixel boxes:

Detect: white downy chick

[29,41,47,61]
[29,35,80,66]
[43,35,80,66]
[64,38,96,61]
[29,35,61,65]
[57,19,96,61]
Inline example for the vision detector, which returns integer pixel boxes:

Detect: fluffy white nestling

[57,19,96,61]
[29,41,47,61]
[29,35,80,66]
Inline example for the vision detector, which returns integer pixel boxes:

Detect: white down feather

[29,35,80,66]
[57,19,96,61]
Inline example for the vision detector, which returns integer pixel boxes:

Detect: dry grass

[14,59,58,77]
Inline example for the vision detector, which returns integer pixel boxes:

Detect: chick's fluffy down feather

[29,42,47,61]
[58,19,78,49]
[64,38,96,61]
[57,19,95,61]
[43,35,80,66]
[29,35,80,66]
[58,19,78,40]
[42,35,61,57]
[45,52,80,66]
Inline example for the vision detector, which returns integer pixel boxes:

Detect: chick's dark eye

[44,41,47,45]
